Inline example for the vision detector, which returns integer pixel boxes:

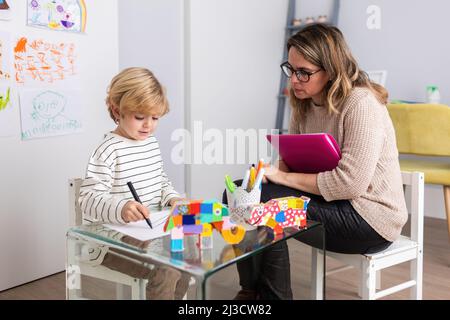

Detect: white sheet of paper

[104,208,171,241]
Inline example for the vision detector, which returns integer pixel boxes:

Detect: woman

[231,23,407,300]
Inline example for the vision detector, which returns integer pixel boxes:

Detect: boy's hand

[169,197,186,207]
[121,200,150,223]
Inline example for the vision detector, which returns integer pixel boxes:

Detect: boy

[79,67,189,299]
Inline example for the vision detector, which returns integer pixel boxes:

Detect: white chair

[67,178,148,300]
[311,171,424,300]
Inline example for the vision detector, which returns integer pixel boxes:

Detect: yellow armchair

[387,103,450,239]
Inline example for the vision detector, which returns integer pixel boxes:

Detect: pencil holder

[226,186,261,231]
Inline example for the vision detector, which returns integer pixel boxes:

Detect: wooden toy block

[199,234,213,249]
[200,213,213,223]
[183,224,203,234]
[171,239,184,252]
[200,203,213,214]
[201,223,212,237]
[182,215,195,225]
[173,215,182,227]
[190,202,201,214]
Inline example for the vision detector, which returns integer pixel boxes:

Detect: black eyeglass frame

[280,61,322,83]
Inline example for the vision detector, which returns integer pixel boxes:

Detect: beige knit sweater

[288,87,407,241]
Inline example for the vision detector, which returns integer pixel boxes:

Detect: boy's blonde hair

[106,67,169,122]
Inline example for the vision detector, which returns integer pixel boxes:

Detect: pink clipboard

[266,133,341,173]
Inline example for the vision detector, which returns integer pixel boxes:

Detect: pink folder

[266,133,341,173]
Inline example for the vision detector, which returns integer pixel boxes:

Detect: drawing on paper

[0,1,10,10]
[0,31,11,80]
[0,87,10,111]
[0,0,11,20]
[27,0,87,33]
[13,37,77,85]
[20,89,83,140]
[0,85,17,137]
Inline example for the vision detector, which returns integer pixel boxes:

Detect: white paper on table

[104,208,171,241]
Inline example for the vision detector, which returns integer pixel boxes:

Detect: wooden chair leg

[444,186,450,241]
[361,259,376,300]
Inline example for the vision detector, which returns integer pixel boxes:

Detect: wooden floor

[1,217,449,300]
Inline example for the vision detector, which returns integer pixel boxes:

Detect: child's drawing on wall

[19,89,83,140]
[27,0,86,33]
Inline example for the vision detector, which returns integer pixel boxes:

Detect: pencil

[126,181,153,229]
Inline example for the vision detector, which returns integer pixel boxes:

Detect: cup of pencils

[225,160,266,231]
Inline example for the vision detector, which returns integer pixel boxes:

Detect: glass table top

[68,219,323,278]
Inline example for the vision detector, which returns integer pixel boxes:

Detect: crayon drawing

[19,89,83,140]
[0,31,11,81]
[0,0,11,21]
[13,37,77,85]
[0,85,18,137]
[27,0,87,33]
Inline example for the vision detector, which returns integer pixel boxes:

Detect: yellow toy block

[221,226,245,244]
[201,223,213,237]
[266,217,277,228]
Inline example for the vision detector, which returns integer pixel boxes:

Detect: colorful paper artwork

[27,0,87,33]
[0,31,11,81]
[19,89,83,140]
[13,37,77,85]
[248,196,310,234]
[0,85,18,137]
[0,0,11,20]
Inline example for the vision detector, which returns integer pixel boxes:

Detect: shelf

[276,0,340,132]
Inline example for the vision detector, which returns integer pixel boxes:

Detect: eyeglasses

[280,61,322,83]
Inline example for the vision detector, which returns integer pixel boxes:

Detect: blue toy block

[200,203,213,214]
[182,215,195,225]
[200,214,213,223]
[171,239,184,252]
[275,211,286,222]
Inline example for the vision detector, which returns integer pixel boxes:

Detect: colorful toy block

[164,199,246,252]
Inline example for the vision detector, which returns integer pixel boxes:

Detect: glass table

[66,219,325,300]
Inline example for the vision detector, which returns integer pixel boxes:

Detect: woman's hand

[121,200,149,223]
[262,160,290,184]
[263,165,288,185]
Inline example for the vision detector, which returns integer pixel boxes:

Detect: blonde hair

[287,24,388,121]
[106,67,169,122]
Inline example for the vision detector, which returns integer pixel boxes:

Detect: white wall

[0,0,119,290]
[186,0,287,199]
[118,0,185,194]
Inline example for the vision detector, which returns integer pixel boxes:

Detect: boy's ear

[111,104,121,121]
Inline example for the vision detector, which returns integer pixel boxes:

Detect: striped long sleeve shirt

[79,132,180,224]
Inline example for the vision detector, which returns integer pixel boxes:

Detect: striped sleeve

[79,152,128,225]
[160,164,180,207]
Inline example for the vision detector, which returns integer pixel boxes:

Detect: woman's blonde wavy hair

[287,24,388,122]
[106,67,169,123]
